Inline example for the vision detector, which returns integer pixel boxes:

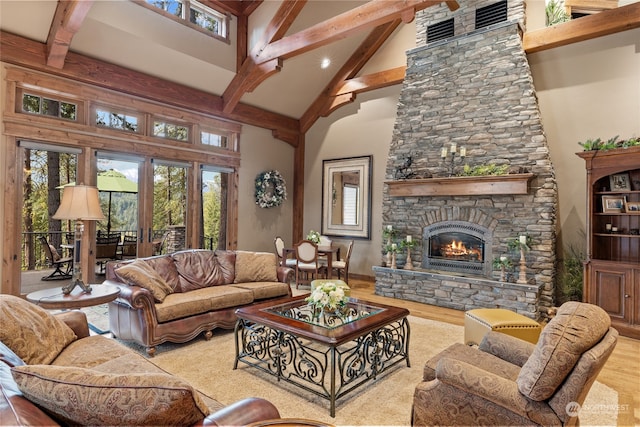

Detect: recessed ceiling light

[320,58,331,69]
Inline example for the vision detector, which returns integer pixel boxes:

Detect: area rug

[132,315,619,426]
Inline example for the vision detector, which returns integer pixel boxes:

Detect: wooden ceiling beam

[0,30,299,144]
[257,0,442,63]
[46,0,93,69]
[523,2,640,53]
[445,1,460,11]
[222,0,306,114]
[335,66,406,96]
[300,20,401,133]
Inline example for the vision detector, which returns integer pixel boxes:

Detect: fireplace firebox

[422,221,492,277]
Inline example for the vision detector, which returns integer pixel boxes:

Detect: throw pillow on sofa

[234,251,278,283]
[0,295,76,365]
[114,259,174,302]
[11,364,211,426]
[173,250,231,292]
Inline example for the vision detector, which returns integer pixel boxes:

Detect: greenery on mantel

[458,164,510,177]
[578,136,640,152]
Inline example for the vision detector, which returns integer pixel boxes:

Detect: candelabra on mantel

[441,143,466,177]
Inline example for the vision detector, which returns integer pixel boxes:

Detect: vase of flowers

[305,281,349,321]
[306,230,321,244]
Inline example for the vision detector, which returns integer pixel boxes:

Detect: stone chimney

[374,0,557,320]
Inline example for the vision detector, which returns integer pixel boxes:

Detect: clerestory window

[141,0,228,41]
[21,92,77,121]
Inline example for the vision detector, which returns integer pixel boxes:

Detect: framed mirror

[322,155,372,239]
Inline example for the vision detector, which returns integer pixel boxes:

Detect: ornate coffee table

[234,295,410,417]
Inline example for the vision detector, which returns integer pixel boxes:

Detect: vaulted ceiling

[1,0,639,145]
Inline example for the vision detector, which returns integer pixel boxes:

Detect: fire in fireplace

[430,232,484,261]
[423,222,493,277]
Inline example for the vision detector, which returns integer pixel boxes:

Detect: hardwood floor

[347,277,639,427]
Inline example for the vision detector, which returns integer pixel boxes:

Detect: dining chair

[274,236,297,268]
[294,240,319,289]
[95,233,120,274]
[38,235,73,281]
[328,240,354,283]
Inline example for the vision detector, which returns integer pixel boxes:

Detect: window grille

[475,1,508,30]
[427,18,454,43]
[21,93,77,121]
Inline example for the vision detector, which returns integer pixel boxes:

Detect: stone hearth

[376,1,557,321]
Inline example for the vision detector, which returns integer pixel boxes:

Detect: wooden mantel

[386,173,535,197]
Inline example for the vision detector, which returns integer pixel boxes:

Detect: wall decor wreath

[255,170,287,208]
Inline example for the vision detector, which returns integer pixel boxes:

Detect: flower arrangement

[254,170,287,208]
[508,235,532,252]
[305,282,349,312]
[306,229,321,244]
[492,256,513,269]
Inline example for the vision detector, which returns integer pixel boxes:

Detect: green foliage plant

[579,136,640,152]
[546,0,570,26]
[459,164,509,177]
[559,244,584,302]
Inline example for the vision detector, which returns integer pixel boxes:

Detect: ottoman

[310,279,350,296]
[464,308,541,345]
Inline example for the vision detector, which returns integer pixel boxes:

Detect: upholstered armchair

[412,302,618,426]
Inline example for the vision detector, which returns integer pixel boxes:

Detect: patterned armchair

[412,302,618,426]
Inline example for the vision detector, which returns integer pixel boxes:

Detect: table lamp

[53,185,105,294]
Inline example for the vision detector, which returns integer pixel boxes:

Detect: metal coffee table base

[234,318,410,417]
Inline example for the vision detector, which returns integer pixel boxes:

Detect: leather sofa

[105,249,294,356]
[0,295,281,426]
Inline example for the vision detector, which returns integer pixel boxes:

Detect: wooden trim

[46,1,93,68]
[0,30,300,140]
[385,174,535,197]
[523,2,640,53]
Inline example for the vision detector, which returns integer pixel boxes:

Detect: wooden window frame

[134,0,230,43]
[16,88,83,123]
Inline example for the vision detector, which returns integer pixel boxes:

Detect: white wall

[305,86,401,277]
[529,28,640,252]
[237,125,294,252]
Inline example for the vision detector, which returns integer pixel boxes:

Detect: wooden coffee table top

[26,284,120,310]
[235,295,409,346]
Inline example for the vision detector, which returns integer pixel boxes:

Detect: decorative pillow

[11,365,210,426]
[114,260,174,302]
[48,245,61,261]
[172,250,228,292]
[214,250,237,284]
[234,251,278,283]
[517,301,610,401]
[0,295,76,365]
[143,255,181,292]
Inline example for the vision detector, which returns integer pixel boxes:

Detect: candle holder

[517,247,528,284]
[441,144,466,177]
[404,247,413,270]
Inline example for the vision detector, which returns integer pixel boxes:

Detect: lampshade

[53,185,106,221]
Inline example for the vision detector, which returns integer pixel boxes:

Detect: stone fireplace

[373,1,557,321]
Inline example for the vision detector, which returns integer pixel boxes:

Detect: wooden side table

[26,284,120,310]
